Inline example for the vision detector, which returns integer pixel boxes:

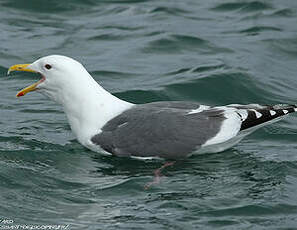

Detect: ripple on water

[239,26,282,36]
[142,34,233,54]
[149,6,191,16]
[162,71,268,104]
[264,38,297,58]
[0,0,98,13]
[271,8,295,17]
[211,1,272,13]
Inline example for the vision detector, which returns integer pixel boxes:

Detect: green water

[1,0,297,229]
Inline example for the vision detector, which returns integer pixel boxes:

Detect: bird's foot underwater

[144,161,175,190]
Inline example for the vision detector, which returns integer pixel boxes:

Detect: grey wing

[91,102,226,158]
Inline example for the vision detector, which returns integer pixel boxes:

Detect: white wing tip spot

[283,110,289,114]
[255,111,262,119]
[270,110,276,116]
[295,108,297,112]
[250,109,262,118]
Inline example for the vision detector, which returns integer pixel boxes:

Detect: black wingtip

[240,105,297,131]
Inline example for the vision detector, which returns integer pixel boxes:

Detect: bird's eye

[45,64,52,70]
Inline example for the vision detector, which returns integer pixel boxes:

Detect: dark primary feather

[227,104,297,131]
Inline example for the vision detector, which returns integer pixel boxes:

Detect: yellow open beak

[8,64,40,97]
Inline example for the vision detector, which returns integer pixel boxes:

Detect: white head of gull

[8,55,133,149]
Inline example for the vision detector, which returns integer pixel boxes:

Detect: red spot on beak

[17,92,24,97]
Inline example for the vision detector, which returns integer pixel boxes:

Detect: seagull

[8,55,297,159]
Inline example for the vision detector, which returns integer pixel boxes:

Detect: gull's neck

[56,73,134,145]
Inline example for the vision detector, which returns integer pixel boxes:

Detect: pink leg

[144,161,175,189]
